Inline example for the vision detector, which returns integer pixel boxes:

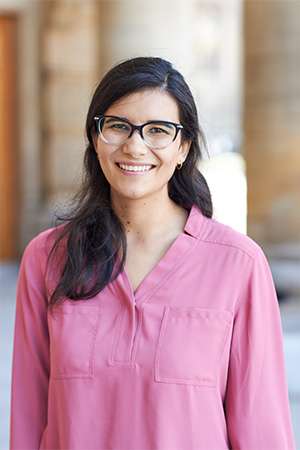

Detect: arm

[9,235,50,450]
[224,245,296,450]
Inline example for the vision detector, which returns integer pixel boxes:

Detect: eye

[109,122,130,131]
[148,126,170,135]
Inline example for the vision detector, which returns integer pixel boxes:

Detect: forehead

[104,89,180,123]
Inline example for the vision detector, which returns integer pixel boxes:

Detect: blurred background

[0,0,299,448]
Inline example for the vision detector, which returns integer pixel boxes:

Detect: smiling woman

[10,57,296,450]
[42,56,212,305]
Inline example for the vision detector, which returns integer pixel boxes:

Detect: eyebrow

[105,115,130,122]
[105,115,176,125]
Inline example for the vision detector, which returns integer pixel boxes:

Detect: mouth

[115,162,156,174]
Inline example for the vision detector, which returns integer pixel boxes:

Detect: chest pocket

[154,306,232,387]
[48,301,101,379]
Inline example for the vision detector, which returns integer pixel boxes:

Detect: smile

[116,163,155,175]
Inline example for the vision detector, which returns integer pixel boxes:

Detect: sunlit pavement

[1,263,300,450]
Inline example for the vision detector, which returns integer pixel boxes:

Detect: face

[93,88,190,203]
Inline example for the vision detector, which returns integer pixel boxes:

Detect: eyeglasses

[93,115,183,149]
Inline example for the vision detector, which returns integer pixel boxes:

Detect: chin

[113,187,153,201]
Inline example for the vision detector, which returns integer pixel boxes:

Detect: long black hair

[46,56,213,307]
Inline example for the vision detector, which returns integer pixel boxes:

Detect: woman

[10,57,296,450]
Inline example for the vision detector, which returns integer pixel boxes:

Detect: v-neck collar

[112,204,206,304]
[182,203,205,238]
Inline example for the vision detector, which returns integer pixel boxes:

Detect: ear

[179,139,191,162]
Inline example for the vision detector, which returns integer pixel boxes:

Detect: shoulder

[199,217,277,303]
[199,214,266,263]
[21,223,67,261]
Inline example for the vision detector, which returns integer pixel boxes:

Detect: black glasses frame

[93,115,183,149]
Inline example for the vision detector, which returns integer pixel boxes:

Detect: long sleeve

[9,236,50,450]
[224,245,296,450]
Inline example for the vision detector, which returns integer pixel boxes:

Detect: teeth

[118,163,153,172]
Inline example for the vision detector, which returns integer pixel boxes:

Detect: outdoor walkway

[1,263,299,450]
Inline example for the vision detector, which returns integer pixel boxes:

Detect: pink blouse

[10,204,296,449]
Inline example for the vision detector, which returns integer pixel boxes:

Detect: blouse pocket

[48,301,101,379]
[154,306,232,387]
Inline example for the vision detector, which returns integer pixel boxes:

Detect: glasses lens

[143,122,176,148]
[100,117,131,145]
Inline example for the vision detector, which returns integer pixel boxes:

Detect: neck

[111,190,187,244]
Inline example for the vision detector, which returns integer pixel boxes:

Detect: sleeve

[9,236,50,450]
[224,245,296,450]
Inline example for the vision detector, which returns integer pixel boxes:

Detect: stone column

[244,0,300,245]
[40,0,100,225]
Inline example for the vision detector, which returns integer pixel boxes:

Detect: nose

[121,129,147,156]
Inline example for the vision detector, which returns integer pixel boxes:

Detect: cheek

[94,152,112,181]
[95,146,113,167]
[160,157,180,175]
[152,147,179,167]
[155,158,179,183]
